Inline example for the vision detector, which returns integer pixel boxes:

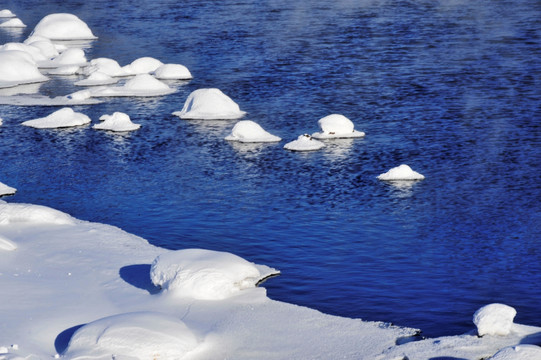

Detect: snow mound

[0,42,48,62]
[489,345,541,360]
[21,107,91,129]
[30,13,97,40]
[0,202,75,225]
[154,63,192,80]
[74,71,118,86]
[38,47,87,68]
[25,39,59,59]
[150,248,280,300]
[45,65,80,75]
[474,303,517,337]
[84,57,130,77]
[0,235,17,251]
[0,18,25,28]
[90,74,175,97]
[225,120,281,143]
[173,88,246,120]
[94,112,141,132]
[63,312,198,360]
[284,134,325,151]
[0,10,15,18]
[377,164,425,181]
[312,114,365,139]
[0,50,49,88]
[0,181,16,196]
[122,57,164,75]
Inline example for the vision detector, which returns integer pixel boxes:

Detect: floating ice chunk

[0,181,16,196]
[473,303,516,337]
[21,107,91,129]
[173,88,246,120]
[0,10,15,18]
[0,50,49,88]
[74,71,118,86]
[377,164,425,181]
[150,248,279,300]
[284,134,325,151]
[122,57,164,75]
[0,235,17,251]
[30,13,97,40]
[89,74,175,97]
[0,202,75,225]
[0,18,26,28]
[154,63,192,80]
[489,345,541,360]
[38,48,87,68]
[312,114,365,139]
[94,112,141,132]
[225,120,281,143]
[63,312,198,359]
[84,57,130,77]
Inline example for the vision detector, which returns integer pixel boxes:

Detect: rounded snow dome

[488,345,541,360]
[225,120,281,143]
[154,63,193,80]
[0,50,49,87]
[94,112,141,132]
[284,134,325,151]
[312,114,365,139]
[473,303,516,337]
[30,13,97,40]
[377,164,425,181]
[173,88,246,120]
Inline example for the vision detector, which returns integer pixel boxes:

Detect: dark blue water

[1,0,540,337]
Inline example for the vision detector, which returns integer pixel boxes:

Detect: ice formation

[284,134,326,151]
[473,303,517,337]
[0,50,49,88]
[122,56,163,75]
[21,107,91,129]
[25,39,59,59]
[311,114,365,139]
[30,13,97,40]
[63,312,198,359]
[93,112,141,132]
[489,345,541,360]
[225,120,281,143]
[173,88,246,120]
[154,63,193,80]
[0,235,17,251]
[0,181,16,196]
[45,65,80,75]
[377,164,425,181]
[0,42,48,62]
[150,248,279,300]
[0,9,15,18]
[74,71,118,86]
[0,202,75,225]
[84,57,130,77]
[89,73,175,97]
[0,18,26,28]
[38,47,87,68]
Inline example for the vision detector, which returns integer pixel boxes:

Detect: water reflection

[0,27,24,39]
[321,138,356,160]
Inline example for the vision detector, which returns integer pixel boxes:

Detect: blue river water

[0,0,539,337]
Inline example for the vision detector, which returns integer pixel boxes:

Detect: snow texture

[0,42,48,62]
[225,120,281,143]
[122,57,164,75]
[0,234,17,251]
[93,112,141,132]
[38,47,87,68]
[74,71,118,86]
[0,9,16,18]
[89,73,175,97]
[0,202,75,225]
[474,303,517,337]
[21,107,91,129]
[84,57,130,77]
[312,114,365,139]
[0,18,26,28]
[30,13,97,40]
[377,164,425,181]
[154,63,193,80]
[489,345,541,360]
[173,88,246,120]
[0,182,16,197]
[0,50,49,88]
[284,134,326,151]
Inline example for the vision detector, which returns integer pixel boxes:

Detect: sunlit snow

[0,50,49,88]
[284,134,326,151]
[89,74,175,97]
[0,18,26,28]
[0,9,16,18]
[312,114,365,139]
[225,120,281,143]
[474,303,517,337]
[0,181,16,197]
[21,107,91,129]
[93,112,141,132]
[154,63,193,80]
[173,88,246,120]
[30,13,97,40]
[377,164,425,181]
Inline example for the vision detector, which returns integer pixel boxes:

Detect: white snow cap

[0,202,75,225]
[63,312,198,359]
[94,112,141,132]
[85,57,130,77]
[0,50,49,88]
[150,248,279,300]
[0,18,26,28]
[74,71,118,86]
[284,134,326,151]
[30,13,97,40]
[154,63,193,80]
[312,114,365,139]
[489,345,541,360]
[38,47,87,68]
[173,88,246,120]
[0,10,16,18]
[225,120,281,143]
[122,56,164,75]
[0,42,48,62]
[473,303,517,337]
[21,107,91,129]
[27,39,59,59]
[0,181,16,196]
[377,164,425,181]
[89,73,175,97]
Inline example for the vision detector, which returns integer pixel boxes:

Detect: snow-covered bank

[0,201,539,359]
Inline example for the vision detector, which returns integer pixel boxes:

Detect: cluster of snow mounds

[21,107,91,129]
[474,303,517,337]
[93,112,141,132]
[0,181,16,196]
[489,345,541,360]
[225,120,281,143]
[30,13,97,40]
[173,88,247,120]
[89,73,175,97]
[312,114,365,139]
[0,201,76,225]
[0,50,49,88]
[150,248,280,300]
[63,312,198,359]
[377,164,425,181]
[284,134,326,151]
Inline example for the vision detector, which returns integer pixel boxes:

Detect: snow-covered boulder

[473,303,517,337]
[63,312,198,359]
[27,39,59,59]
[94,112,141,132]
[74,71,118,86]
[0,235,17,251]
[38,47,87,68]
[154,63,192,80]
[84,57,130,77]
[173,88,246,120]
[225,120,281,143]
[89,73,175,97]
[0,50,49,88]
[0,18,25,28]
[122,56,163,75]
[489,345,541,360]
[30,13,97,40]
[377,164,425,181]
[21,107,91,129]
[0,42,48,62]
[0,10,15,18]
[150,249,279,300]
[284,134,325,151]
[312,114,365,139]
[0,181,16,197]
[0,202,75,225]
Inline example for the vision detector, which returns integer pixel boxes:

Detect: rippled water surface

[1,0,540,337]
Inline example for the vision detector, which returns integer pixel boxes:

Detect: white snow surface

[122,57,164,75]
[225,120,281,143]
[173,88,246,120]
[377,164,425,181]
[0,234,17,251]
[0,201,540,359]
[0,18,26,28]
[150,249,279,300]
[154,63,193,80]
[284,134,326,151]
[0,50,49,88]
[38,47,87,68]
[89,74,175,97]
[30,13,97,40]
[93,112,141,132]
[312,114,366,139]
[489,345,541,360]
[21,107,91,129]
[84,57,130,77]
[0,181,16,197]
[74,71,118,86]
[474,303,517,337]
[0,9,16,18]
